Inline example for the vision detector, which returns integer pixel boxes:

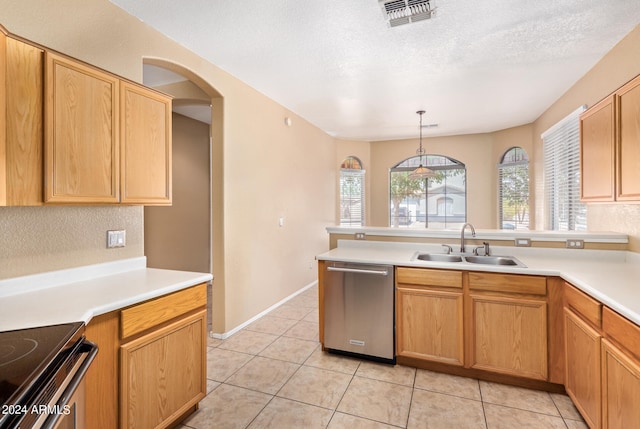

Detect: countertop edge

[0,263,213,332]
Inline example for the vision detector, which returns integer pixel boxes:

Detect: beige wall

[532,23,640,251]
[145,113,210,273]
[0,0,336,333]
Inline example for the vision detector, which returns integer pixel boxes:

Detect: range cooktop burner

[0,322,84,407]
[0,338,39,368]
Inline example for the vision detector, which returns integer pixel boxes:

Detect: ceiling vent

[379,0,436,27]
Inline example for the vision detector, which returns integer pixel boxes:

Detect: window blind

[542,106,587,231]
[498,148,529,230]
[340,169,365,226]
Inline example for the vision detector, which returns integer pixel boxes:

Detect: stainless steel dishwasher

[323,262,395,364]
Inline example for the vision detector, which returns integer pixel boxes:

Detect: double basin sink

[412,252,526,267]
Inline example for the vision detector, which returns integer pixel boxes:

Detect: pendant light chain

[409,110,436,179]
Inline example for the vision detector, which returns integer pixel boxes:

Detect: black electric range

[0,322,97,429]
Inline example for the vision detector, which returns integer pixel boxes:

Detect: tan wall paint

[0,0,336,333]
[145,113,210,273]
[532,24,640,249]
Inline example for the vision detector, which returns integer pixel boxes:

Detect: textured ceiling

[110,0,640,140]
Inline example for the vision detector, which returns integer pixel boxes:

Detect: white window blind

[542,106,587,231]
[340,169,365,226]
[498,147,529,230]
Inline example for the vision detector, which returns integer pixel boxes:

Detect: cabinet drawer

[121,283,207,339]
[469,272,546,296]
[603,306,640,361]
[397,267,462,289]
[564,283,601,328]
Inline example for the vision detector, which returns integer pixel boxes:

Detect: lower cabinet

[564,307,602,428]
[121,310,206,429]
[396,267,464,365]
[85,283,207,429]
[395,268,551,383]
[601,339,640,428]
[563,282,640,429]
[468,272,548,380]
[470,294,547,380]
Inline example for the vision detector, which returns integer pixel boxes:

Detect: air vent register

[379,0,436,27]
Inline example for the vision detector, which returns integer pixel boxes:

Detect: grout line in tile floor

[179,286,588,429]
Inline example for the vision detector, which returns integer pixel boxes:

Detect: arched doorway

[142,60,225,335]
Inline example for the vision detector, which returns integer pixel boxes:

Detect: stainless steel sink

[464,255,525,267]
[412,252,526,267]
[415,253,463,263]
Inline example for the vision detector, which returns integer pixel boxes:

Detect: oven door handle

[41,340,98,429]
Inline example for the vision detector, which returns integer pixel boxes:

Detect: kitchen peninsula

[317,227,640,428]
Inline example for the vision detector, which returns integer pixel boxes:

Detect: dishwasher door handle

[326,266,389,276]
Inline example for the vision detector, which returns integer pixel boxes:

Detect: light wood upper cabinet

[120,81,172,205]
[44,52,120,203]
[0,33,44,206]
[616,75,640,201]
[580,73,640,203]
[580,95,616,202]
[43,50,172,205]
[396,267,464,366]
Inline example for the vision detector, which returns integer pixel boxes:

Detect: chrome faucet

[460,223,476,253]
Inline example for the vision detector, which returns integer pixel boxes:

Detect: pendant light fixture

[408,110,436,179]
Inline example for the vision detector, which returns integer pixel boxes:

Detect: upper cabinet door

[44,52,119,203]
[580,95,616,202]
[616,75,640,202]
[1,34,44,206]
[120,82,172,205]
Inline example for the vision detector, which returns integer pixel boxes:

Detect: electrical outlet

[565,239,584,249]
[107,230,126,248]
[355,232,366,240]
[514,238,531,247]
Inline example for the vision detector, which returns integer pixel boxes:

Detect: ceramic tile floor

[180,285,588,429]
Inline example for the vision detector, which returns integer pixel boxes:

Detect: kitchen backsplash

[0,205,143,279]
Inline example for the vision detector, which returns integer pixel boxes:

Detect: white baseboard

[209,280,318,340]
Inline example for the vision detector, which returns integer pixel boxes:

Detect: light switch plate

[514,238,531,247]
[107,230,126,248]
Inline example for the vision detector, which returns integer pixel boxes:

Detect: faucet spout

[460,223,476,253]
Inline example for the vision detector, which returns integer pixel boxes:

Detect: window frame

[339,156,365,226]
[389,154,466,229]
[498,147,530,230]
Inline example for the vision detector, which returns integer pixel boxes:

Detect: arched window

[340,156,365,226]
[389,155,466,229]
[498,147,529,230]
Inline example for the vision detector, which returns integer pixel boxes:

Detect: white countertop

[0,257,213,332]
[317,240,640,326]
